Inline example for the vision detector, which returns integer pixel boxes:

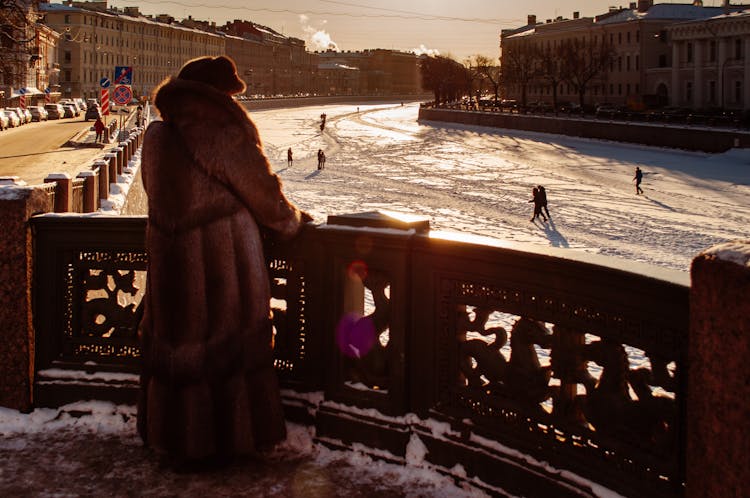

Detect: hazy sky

[108,0,729,61]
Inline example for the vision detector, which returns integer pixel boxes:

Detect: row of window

[683,79,744,104]
[684,38,744,63]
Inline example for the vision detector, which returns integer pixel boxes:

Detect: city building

[0,1,60,106]
[34,0,423,101]
[40,1,223,101]
[317,49,422,95]
[666,9,750,110]
[500,0,749,110]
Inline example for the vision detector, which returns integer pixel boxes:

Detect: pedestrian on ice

[634,167,644,195]
[537,185,550,219]
[94,116,105,143]
[287,147,293,167]
[317,149,326,170]
[138,55,312,466]
[529,186,547,222]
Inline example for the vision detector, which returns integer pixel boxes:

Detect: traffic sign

[100,77,111,88]
[17,87,26,95]
[112,84,132,105]
[114,66,133,85]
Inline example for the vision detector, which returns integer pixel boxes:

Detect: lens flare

[347,260,368,281]
[336,312,376,358]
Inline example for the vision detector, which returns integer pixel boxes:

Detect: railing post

[688,241,750,498]
[113,147,124,176]
[94,159,109,203]
[76,171,97,213]
[0,186,51,411]
[44,173,72,213]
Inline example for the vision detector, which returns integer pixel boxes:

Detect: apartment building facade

[500,0,746,110]
[40,1,223,100]
[667,10,750,110]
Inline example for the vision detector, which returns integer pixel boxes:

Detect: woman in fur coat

[137,56,310,463]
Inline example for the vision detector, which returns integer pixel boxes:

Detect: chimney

[637,0,653,12]
[527,14,537,25]
[573,11,580,19]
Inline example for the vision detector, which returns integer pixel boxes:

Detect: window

[626,84,630,95]
[709,41,716,62]
[64,50,71,63]
[686,81,693,101]
[64,14,70,24]
[618,57,622,71]
[736,39,743,59]
[687,43,693,63]
[636,30,640,43]
[627,55,631,71]
[618,83,622,95]
[736,80,742,103]
[635,83,639,94]
[658,54,667,68]
[627,32,631,43]
[609,83,614,95]
[636,54,640,70]
[618,33,622,44]
[709,80,716,103]
[64,70,71,82]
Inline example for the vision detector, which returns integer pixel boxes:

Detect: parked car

[595,103,621,119]
[73,98,87,111]
[499,99,518,112]
[61,104,77,118]
[44,103,64,120]
[2,109,21,127]
[84,104,102,121]
[0,111,9,130]
[558,101,582,114]
[28,106,48,121]
[10,107,32,124]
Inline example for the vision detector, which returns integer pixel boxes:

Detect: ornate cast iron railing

[30,214,688,498]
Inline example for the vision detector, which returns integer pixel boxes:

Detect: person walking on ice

[634,167,644,195]
[537,185,550,219]
[287,147,293,167]
[317,149,326,170]
[529,186,547,222]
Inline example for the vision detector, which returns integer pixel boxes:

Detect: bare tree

[536,44,566,111]
[420,55,470,104]
[560,34,615,108]
[500,41,539,108]
[466,54,501,104]
[0,0,39,90]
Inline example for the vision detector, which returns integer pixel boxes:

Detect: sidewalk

[0,402,485,497]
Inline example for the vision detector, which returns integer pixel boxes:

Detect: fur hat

[177,56,246,95]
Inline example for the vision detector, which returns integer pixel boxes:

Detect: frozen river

[250,102,750,272]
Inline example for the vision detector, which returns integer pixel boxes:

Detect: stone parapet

[688,240,750,498]
[0,186,52,410]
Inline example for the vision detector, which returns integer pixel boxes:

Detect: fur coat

[137,77,306,460]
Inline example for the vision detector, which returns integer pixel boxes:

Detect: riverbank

[418,106,750,153]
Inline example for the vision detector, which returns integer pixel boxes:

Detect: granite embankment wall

[418,107,750,153]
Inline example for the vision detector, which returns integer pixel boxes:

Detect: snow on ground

[253,102,750,272]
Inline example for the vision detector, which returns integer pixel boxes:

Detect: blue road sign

[44,87,51,94]
[114,66,133,85]
[100,77,111,88]
[18,87,26,95]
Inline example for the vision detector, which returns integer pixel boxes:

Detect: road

[0,115,118,186]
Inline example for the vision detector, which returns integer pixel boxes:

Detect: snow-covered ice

[254,102,750,272]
